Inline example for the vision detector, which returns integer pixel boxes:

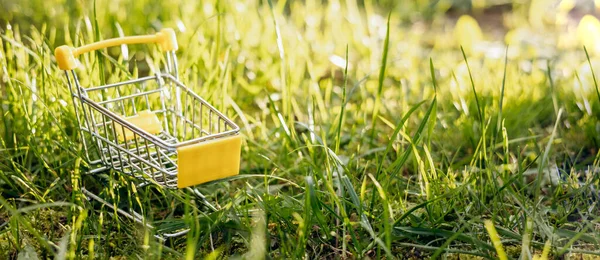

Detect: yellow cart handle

[55,28,178,70]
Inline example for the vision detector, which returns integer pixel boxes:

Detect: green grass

[1,0,600,259]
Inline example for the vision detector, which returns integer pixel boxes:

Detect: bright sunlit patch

[577,15,600,55]
[176,20,186,33]
[559,0,575,12]
[203,2,215,16]
[330,1,340,12]
[305,15,318,27]
[269,93,281,101]
[369,14,385,29]
[328,55,348,69]
[31,77,37,102]
[556,0,575,26]
[529,0,554,29]
[453,15,483,56]
[247,71,256,81]
[235,2,246,12]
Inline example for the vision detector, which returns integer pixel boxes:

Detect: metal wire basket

[55,28,242,189]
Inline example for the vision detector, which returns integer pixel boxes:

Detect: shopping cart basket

[55,28,242,189]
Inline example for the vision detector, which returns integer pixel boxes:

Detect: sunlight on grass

[0,0,599,258]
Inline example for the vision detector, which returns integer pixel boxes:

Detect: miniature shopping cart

[55,28,241,189]
[55,28,241,237]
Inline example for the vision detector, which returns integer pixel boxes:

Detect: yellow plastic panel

[177,135,242,188]
[115,110,162,141]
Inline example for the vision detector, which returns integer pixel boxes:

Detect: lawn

[1,0,599,259]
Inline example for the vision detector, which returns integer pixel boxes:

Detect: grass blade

[335,45,349,153]
[497,46,508,134]
[584,46,600,104]
[369,12,391,145]
[484,219,508,260]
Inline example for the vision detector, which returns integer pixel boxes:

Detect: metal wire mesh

[64,52,239,188]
